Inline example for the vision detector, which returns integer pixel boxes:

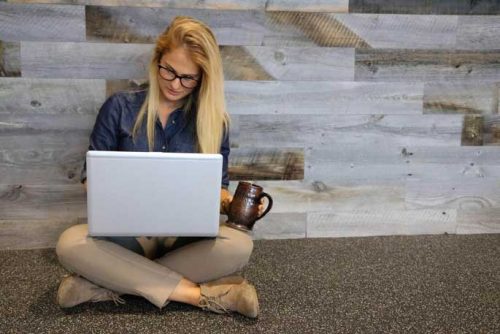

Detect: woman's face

[158,47,201,105]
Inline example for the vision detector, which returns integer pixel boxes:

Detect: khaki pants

[55,223,253,308]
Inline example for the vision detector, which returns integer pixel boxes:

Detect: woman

[55,16,260,318]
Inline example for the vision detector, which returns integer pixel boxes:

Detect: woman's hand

[220,188,233,214]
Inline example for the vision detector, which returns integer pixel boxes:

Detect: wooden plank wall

[1,1,499,249]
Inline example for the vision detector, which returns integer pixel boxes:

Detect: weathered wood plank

[403,146,500,165]
[305,145,408,186]
[0,219,77,250]
[484,114,500,145]
[356,49,500,82]
[229,148,304,181]
[222,46,354,81]
[462,115,484,146]
[457,208,500,234]
[333,13,457,49]
[423,81,498,115]
[21,42,354,81]
[405,179,500,211]
[7,0,267,10]
[226,81,423,114]
[21,42,152,79]
[227,180,406,213]
[266,0,348,12]
[0,78,106,114]
[349,0,500,15]
[236,114,463,148]
[0,41,20,77]
[86,6,270,45]
[307,209,457,238]
[251,212,307,240]
[0,3,85,42]
[0,147,86,185]
[457,16,500,50]
[0,184,86,220]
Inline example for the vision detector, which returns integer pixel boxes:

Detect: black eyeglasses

[157,64,200,89]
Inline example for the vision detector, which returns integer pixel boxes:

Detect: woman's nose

[171,77,182,89]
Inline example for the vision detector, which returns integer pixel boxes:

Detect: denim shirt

[80,89,230,188]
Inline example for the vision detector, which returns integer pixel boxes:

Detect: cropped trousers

[55,223,253,308]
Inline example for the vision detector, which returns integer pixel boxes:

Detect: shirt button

[162,145,166,150]
[172,120,176,124]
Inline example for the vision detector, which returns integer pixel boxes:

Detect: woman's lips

[167,88,181,96]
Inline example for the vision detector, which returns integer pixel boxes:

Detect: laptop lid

[86,151,222,237]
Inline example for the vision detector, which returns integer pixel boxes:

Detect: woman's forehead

[160,48,200,76]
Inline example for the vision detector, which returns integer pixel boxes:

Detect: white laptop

[86,151,222,237]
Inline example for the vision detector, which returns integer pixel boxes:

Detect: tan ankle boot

[57,274,125,308]
[199,276,259,318]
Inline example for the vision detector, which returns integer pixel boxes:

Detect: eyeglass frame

[157,63,201,89]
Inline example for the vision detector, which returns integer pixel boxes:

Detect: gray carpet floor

[1,233,499,333]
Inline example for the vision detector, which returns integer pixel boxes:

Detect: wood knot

[311,181,327,193]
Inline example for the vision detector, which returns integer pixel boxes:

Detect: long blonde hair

[132,16,229,153]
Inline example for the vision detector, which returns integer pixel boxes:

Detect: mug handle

[255,192,273,221]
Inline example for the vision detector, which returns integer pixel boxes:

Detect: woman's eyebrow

[163,62,199,77]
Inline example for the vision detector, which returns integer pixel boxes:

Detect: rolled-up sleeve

[80,95,121,184]
[220,127,230,189]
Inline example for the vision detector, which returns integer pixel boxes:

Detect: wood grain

[334,13,457,49]
[0,41,20,77]
[7,0,267,10]
[252,212,307,240]
[457,208,500,234]
[21,42,152,79]
[0,184,86,220]
[86,6,269,45]
[405,179,500,211]
[236,114,462,148]
[307,209,457,238]
[266,0,348,12]
[229,148,304,181]
[457,15,500,50]
[423,81,498,115]
[349,0,500,15]
[356,49,500,82]
[226,81,423,114]
[227,180,406,213]
[462,115,484,146]
[0,3,85,42]
[0,219,77,250]
[305,145,408,186]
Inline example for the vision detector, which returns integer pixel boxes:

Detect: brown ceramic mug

[225,181,273,232]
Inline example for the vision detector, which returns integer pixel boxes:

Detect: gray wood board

[223,46,354,81]
[229,148,304,181]
[349,0,500,15]
[457,15,500,50]
[457,208,500,234]
[251,212,307,240]
[305,145,410,186]
[307,209,457,238]
[7,0,267,10]
[0,219,77,250]
[84,7,464,49]
[20,42,152,79]
[0,3,85,42]
[227,180,406,213]
[86,6,273,45]
[423,81,499,115]
[0,41,20,76]
[333,14,457,49]
[405,179,500,211]
[0,77,106,114]
[8,0,350,12]
[356,49,500,82]
[0,184,86,220]
[235,114,463,148]
[226,81,423,114]
[21,42,354,81]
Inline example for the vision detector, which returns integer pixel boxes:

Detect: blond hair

[132,16,229,154]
